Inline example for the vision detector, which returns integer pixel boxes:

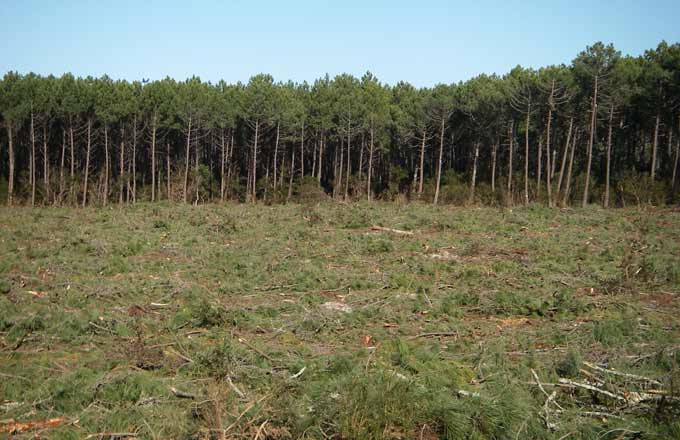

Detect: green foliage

[617,171,669,206]
[194,337,250,378]
[556,349,583,377]
[185,299,226,328]
[592,313,637,346]
[2,41,680,206]
[290,175,327,203]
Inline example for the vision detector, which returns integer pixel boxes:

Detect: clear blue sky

[2,0,679,87]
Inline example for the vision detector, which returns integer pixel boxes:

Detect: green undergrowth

[1,202,679,439]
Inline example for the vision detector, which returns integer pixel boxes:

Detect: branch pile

[529,361,679,432]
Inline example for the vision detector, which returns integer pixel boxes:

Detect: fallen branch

[579,411,624,420]
[531,369,551,399]
[136,397,162,406]
[531,369,564,411]
[526,381,576,389]
[578,368,607,388]
[255,284,298,292]
[0,372,30,382]
[254,419,269,440]
[506,347,567,356]
[456,390,480,398]
[371,226,414,236]
[167,348,194,364]
[237,337,275,363]
[542,391,559,431]
[170,387,196,400]
[583,361,662,387]
[597,428,642,439]
[531,369,561,431]
[223,394,271,435]
[0,400,22,411]
[411,331,458,339]
[289,366,306,379]
[558,378,627,402]
[624,390,680,404]
[149,302,170,308]
[88,321,115,334]
[0,417,68,434]
[227,375,247,400]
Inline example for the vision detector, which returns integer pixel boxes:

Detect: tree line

[1,41,679,208]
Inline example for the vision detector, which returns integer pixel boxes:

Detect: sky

[2,0,679,88]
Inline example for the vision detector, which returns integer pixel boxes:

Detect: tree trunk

[537,139,542,199]
[507,121,514,204]
[30,111,36,206]
[272,121,280,189]
[667,125,674,157]
[132,116,137,203]
[556,117,573,198]
[151,114,157,202]
[551,149,557,180]
[208,141,213,201]
[651,113,660,181]
[82,119,92,207]
[126,143,131,203]
[263,167,269,203]
[43,122,49,204]
[183,116,192,203]
[317,134,324,184]
[59,129,66,203]
[312,139,317,180]
[604,105,614,208]
[166,143,171,200]
[220,129,226,201]
[300,122,305,177]
[160,156,164,200]
[69,121,75,203]
[418,129,427,195]
[545,106,553,207]
[491,141,497,193]
[246,146,251,197]
[673,116,680,191]
[582,76,598,207]
[358,134,365,180]
[119,127,125,204]
[563,129,578,207]
[433,116,446,205]
[337,137,344,199]
[194,130,200,204]
[344,118,351,200]
[524,108,530,205]
[469,141,480,204]
[251,119,259,202]
[544,79,557,206]
[287,147,295,202]
[665,125,673,183]
[104,125,109,207]
[367,123,375,201]
[7,124,14,206]
[228,133,235,193]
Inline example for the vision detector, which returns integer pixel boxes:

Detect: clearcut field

[1,202,679,439]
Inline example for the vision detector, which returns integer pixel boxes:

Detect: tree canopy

[1,41,679,206]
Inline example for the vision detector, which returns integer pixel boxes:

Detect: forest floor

[1,202,679,440]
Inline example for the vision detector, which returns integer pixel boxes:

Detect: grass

[1,201,679,439]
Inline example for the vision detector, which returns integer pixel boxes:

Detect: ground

[0,202,679,439]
